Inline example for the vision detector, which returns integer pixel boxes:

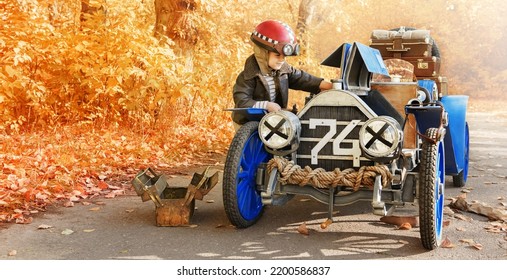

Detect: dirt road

[0,111,506,261]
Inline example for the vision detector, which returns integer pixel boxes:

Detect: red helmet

[251,20,300,56]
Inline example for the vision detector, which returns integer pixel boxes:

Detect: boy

[232,20,332,125]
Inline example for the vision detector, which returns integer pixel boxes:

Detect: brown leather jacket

[232,54,324,124]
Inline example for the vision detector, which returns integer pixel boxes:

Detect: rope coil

[267,157,392,191]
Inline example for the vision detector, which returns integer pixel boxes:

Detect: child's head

[250,20,300,57]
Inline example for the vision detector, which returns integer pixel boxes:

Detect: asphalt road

[0,111,506,262]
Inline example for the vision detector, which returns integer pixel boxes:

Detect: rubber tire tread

[223,121,263,228]
[419,128,443,250]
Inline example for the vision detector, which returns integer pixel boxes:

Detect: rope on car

[267,157,392,191]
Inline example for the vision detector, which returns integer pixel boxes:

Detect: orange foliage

[1,0,506,222]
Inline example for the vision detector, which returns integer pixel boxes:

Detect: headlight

[259,111,300,150]
[359,116,403,159]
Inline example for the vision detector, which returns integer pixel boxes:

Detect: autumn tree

[296,0,316,62]
[154,0,198,54]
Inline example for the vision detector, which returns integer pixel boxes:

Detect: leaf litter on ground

[0,124,228,224]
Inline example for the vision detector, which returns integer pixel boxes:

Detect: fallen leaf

[444,206,455,216]
[456,227,466,232]
[63,201,74,207]
[104,192,116,198]
[441,237,455,248]
[380,215,419,227]
[443,220,451,227]
[298,223,309,236]
[89,207,100,211]
[8,250,17,256]
[37,224,53,229]
[472,243,483,250]
[82,202,91,206]
[83,229,95,233]
[61,229,74,235]
[450,196,468,211]
[97,181,108,190]
[320,218,333,229]
[125,209,134,213]
[454,213,473,222]
[468,201,507,221]
[15,216,33,224]
[397,223,412,230]
[459,239,475,245]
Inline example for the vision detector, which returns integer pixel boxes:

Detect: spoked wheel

[419,128,445,250]
[223,121,272,228]
[452,122,469,187]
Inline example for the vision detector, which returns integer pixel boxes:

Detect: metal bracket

[261,168,278,205]
[372,175,387,215]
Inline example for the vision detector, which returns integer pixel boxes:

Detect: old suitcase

[370,29,433,58]
[404,56,441,77]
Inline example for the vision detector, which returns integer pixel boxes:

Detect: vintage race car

[223,28,469,250]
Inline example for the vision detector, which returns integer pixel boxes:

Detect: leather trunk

[404,56,441,77]
[370,37,433,58]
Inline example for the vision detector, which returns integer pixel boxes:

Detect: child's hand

[319,80,333,91]
[266,102,282,112]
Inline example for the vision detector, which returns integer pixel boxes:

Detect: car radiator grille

[296,105,374,170]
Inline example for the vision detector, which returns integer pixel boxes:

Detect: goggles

[275,43,301,56]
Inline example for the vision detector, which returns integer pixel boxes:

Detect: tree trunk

[154,0,197,71]
[154,0,198,47]
[296,0,316,66]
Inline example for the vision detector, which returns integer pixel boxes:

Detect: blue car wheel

[223,121,272,228]
[419,127,445,250]
[453,122,469,187]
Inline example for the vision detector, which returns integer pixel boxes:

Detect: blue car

[223,28,469,250]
